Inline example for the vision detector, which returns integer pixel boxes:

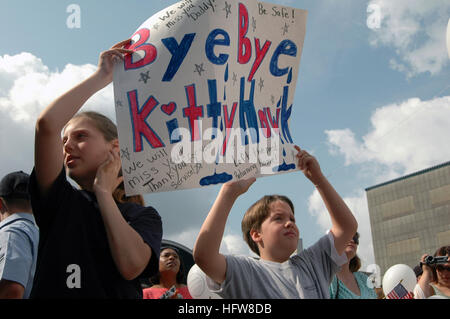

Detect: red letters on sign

[182,85,204,141]
[124,28,157,70]
[128,90,164,152]
[238,4,272,82]
[238,3,251,65]
[221,102,238,155]
[248,38,271,81]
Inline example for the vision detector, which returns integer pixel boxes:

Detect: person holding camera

[413,245,450,299]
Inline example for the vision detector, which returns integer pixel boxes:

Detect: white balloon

[187,264,222,299]
[382,264,416,298]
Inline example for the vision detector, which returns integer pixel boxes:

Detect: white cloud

[326,95,450,180]
[307,189,332,231]
[221,233,254,256]
[308,189,375,269]
[0,52,116,179]
[0,52,114,125]
[368,0,450,77]
[165,227,199,250]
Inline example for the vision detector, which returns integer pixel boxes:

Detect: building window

[381,196,415,220]
[429,184,450,207]
[387,237,421,257]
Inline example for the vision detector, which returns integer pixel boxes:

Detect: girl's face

[63,117,116,186]
[159,248,181,275]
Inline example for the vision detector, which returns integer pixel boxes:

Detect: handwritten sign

[113,0,307,195]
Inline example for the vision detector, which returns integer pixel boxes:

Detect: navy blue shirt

[28,168,162,298]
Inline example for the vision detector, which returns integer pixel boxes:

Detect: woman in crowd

[414,245,450,299]
[143,246,192,299]
[329,232,377,299]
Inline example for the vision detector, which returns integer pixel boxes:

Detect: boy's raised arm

[295,146,357,256]
[193,178,255,284]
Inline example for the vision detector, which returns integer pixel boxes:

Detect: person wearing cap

[0,171,39,299]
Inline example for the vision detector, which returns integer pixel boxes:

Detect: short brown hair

[241,195,294,256]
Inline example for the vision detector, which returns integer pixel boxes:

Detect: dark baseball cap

[0,171,30,200]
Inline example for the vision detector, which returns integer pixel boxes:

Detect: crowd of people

[0,40,449,300]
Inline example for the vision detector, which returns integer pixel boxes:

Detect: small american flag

[387,281,414,299]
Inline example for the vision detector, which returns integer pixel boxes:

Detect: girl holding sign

[29,40,163,298]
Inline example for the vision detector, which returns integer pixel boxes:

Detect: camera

[421,255,449,267]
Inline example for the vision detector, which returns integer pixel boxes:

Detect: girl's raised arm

[34,40,133,195]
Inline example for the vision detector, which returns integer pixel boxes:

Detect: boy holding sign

[193,146,357,298]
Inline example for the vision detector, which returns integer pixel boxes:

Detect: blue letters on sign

[162,33,196,82]
[205,28,230,65]
[206,79,222,139]
[270,39,297,77]
[239,77,259,145]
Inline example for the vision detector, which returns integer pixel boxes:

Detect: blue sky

[1,0,449,272]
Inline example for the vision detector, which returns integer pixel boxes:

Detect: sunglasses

[436,265,450,272]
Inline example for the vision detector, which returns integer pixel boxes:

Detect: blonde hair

[241,195,294,256]
[66,111,145,206]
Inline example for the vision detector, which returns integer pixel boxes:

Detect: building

[366,161,450,275]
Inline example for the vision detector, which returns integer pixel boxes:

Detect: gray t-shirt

[206,232,347,299]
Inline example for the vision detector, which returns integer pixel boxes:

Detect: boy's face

[252,200,299,262]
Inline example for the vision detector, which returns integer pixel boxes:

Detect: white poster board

[113,0,307,195]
